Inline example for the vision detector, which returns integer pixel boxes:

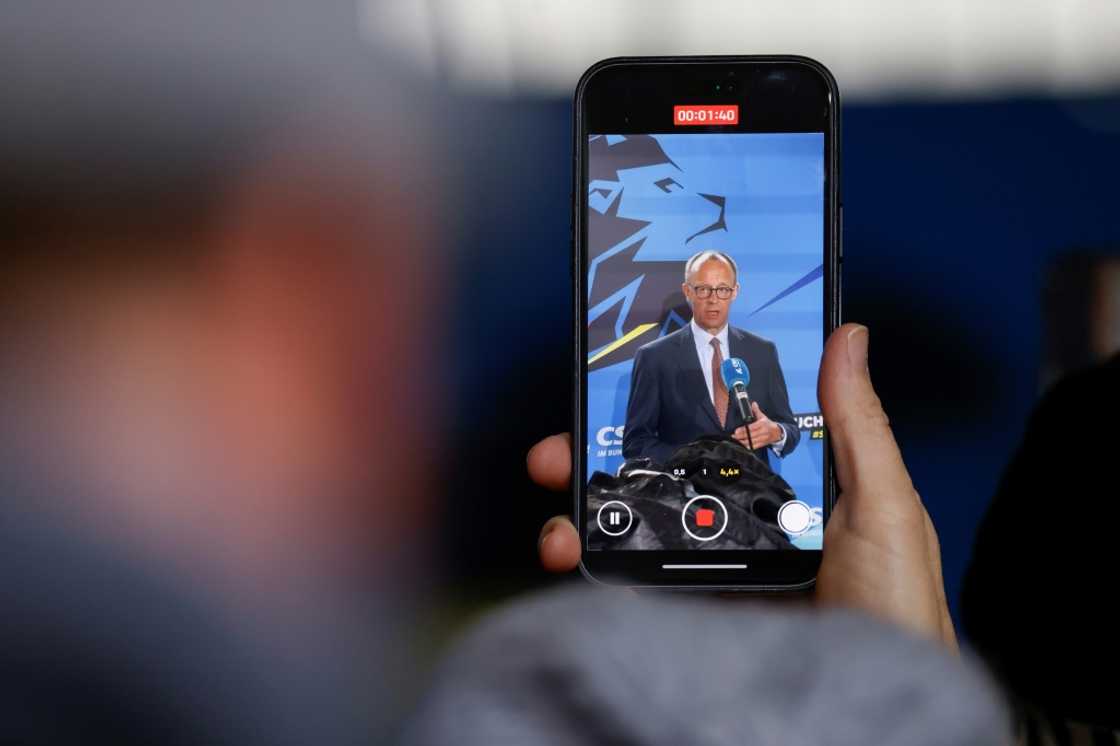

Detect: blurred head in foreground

[2,30,441,589]
[1,10,445,742]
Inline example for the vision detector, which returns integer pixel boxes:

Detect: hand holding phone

[574,56,839,588]
[535,324,957,648]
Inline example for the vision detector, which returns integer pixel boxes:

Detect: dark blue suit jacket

[622,324,801,467]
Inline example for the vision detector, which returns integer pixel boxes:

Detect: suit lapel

[678,325,723,431]
[727,326,745,365]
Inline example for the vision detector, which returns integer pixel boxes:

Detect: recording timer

[673,104,739,126]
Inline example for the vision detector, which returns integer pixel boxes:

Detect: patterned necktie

[710,338,729,428]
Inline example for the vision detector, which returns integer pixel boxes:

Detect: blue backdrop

[586,133,825,548]
[445,94,1120,626]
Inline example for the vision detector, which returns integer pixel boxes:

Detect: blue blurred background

[445,94,1120,622]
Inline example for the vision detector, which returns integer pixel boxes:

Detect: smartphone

[573,56,840,590]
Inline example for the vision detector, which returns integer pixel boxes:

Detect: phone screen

[576,59,838,587]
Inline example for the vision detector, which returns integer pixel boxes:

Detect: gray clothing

[405,586,1009,746]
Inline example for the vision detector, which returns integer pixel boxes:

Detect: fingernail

[847,325,869,373]
[539,526,555,552]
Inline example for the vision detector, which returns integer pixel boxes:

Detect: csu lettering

[596,425,625,446]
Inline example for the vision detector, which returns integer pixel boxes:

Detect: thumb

[818,324,915,506]
[751,401,762,417]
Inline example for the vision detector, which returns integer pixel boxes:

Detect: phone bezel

[572,55,841,590]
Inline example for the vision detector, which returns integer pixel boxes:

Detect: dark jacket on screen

[622,324,800,467]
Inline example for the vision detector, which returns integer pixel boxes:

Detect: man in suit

[622,250,800,468]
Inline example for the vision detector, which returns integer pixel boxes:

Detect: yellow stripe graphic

[587,323,658,365]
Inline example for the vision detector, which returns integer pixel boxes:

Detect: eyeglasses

[688,284,736,300]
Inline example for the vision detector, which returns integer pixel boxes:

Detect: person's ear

[681,282,691,299]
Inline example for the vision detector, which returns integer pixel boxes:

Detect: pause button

[596,500,633,537]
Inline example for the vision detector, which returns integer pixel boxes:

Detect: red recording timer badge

[674,104,739,126]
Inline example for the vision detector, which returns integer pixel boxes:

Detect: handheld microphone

[720,357,755,427]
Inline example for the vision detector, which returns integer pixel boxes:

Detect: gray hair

[684,250,739,283]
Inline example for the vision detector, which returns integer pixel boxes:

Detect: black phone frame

[572,55,841,590]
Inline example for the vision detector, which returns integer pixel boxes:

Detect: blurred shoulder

[1038,353,1120,418]
[403,586,1008,746]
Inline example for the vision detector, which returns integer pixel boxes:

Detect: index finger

[527,433,572,492]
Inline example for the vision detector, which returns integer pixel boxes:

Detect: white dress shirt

[689,318,788,456]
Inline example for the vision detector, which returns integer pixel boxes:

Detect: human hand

[527,324,957,650]
[731,403,783,450]
[813,325,956,649]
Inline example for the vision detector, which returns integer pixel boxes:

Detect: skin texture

[528,323,958,651]
[732,402,783,450]
[682,257,738,334]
